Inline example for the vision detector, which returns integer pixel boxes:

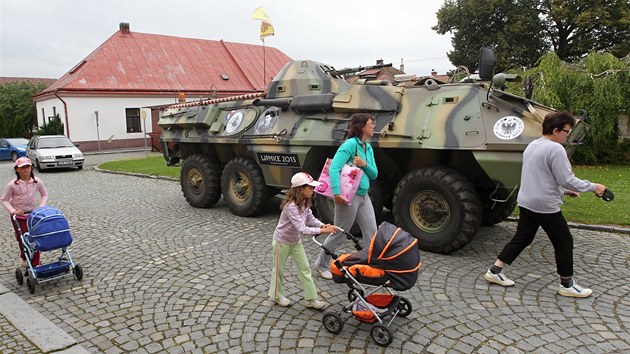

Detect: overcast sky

[0,0,454,79]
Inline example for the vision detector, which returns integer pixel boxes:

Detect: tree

[0,82,47,138]
[433,0,630,71]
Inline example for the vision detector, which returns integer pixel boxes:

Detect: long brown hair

[348,113,374,139]
[280,186,312,212]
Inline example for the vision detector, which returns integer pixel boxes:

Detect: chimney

[399,58,405,73]
[376,58,384,65]
[120,22,130,34]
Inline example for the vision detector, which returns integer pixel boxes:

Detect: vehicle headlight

[40,156,55,162]
[73,153,83,158]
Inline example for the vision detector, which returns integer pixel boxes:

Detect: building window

[126,108,141,133]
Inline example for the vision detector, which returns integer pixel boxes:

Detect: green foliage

[433,0,630,71]
[36,115,65,135]
[518,52,630,164]
[0,81,46,137]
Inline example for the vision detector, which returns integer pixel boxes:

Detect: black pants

[498,207,573,277]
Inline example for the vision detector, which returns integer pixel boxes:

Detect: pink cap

[291,172,321,188]
[15,157,32,168]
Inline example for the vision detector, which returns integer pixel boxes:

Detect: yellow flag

[252,6,275,41]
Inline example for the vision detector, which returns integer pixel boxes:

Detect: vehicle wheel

[368,180,384,221]
[77,165,83,170]
[15,267,23,285]
[392,166,482,254]
[35,159,43,173]
[73,264,83,281]
[322,312,344,334]
[397,297,412,317]
[11,152,19,161]
[26,276,36,294]
[221,157,268,217]
[180,154,222,208]
[370,324,393,346]
[480,184,517,226]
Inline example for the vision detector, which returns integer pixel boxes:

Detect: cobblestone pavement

[0,152,629,353]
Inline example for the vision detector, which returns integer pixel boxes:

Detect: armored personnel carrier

[158,49,588,253]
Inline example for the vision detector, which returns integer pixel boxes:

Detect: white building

[33,23,292,152]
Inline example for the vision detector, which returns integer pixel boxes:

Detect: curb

[0,284,89,353]
[506,216,630,235]
[94,165,178,182]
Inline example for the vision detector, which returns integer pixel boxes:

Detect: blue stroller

[13,206,83,294]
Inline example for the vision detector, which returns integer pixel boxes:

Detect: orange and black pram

[315,221,421,347]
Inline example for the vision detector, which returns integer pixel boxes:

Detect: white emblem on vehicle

[225,110,245,135]
[255,108,279,134]
[493,116,524,140]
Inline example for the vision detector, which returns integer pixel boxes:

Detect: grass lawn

[98,157,628,226]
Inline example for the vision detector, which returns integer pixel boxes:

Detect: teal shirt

[329,137,378,196]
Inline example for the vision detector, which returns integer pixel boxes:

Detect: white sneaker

[558,281,592,298]
[273,296,291,307]
[305,299,326,309]
[484,269,515,287]
[319,270,333,280]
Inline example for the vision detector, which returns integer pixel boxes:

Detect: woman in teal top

[313,113,378,279]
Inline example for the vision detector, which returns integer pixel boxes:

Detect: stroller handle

[312,227,363,252]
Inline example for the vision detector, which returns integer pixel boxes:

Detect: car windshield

[6,138,29,145]
[37,137,75,149]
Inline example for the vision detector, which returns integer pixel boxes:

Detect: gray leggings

[313,194,377,271]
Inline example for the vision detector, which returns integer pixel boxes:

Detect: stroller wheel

[322,312,344,334]
[370,324,393,346]
[398,297,412,317]
[26,276,36,294]
[73,264,83,281]
[15,267,24,286]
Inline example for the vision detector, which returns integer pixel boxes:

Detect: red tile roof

[35,28,292,99]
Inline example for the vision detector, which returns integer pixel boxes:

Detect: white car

[26,135,85,171]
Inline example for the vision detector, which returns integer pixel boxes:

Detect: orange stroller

[313,221,421,346]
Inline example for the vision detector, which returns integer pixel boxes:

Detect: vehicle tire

[15,267,23,285]
[392,166,482,254]
[369,180,384,221]
[77,165,83,170]
[370,324,393,346]
[35,159,43,173]
[74,264,83,281]
[11,152,18,161]
[397,297,412,317]
[221,157,268,217]
[480,186,517,226]
[26,276,36,294]
[322,312,344,334]
[180,154,222,208]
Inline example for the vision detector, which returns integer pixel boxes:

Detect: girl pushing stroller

[12,206,83,294]
[313,221,421,346]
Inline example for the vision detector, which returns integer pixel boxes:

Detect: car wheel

[11,152,18,161]
[35,159,43,172]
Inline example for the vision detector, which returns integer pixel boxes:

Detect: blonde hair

[280,185,313,212]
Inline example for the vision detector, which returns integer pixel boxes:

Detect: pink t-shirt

[1,177,48,214]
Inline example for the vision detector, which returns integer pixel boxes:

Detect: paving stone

[0,151,628,353]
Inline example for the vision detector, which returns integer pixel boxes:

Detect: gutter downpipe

[54,90,71,138]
